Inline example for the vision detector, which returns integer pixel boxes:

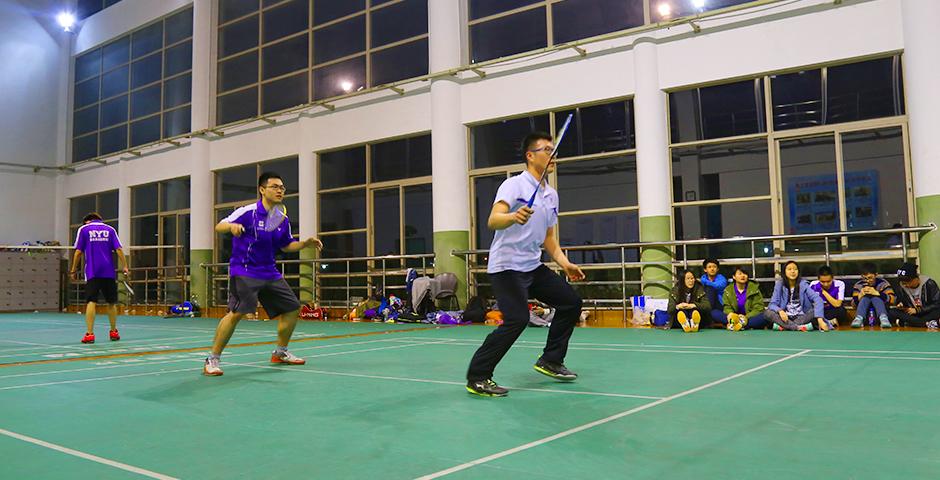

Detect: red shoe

[109,329,120,341]
[270,349,305,365]
[81,333,95,344]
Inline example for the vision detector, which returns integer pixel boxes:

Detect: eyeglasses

[528,146,555,155]
[264,184,287,192]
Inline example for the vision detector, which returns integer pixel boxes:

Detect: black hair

[817,265,834,277]
[676,269,698,299]
[733,266,751,278]
[521,131,553,163]
[258,171,282,188]
[860,262,878,275]
[703,258,720,269]
[82,212,102,223]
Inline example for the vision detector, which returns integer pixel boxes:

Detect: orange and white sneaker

[271,349,305,365]
[203,356,223,376]
[109,329,120,341]
[81,333,95,344]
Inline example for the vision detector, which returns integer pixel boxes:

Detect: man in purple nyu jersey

[204,172,322,376]
[69,213,129,344]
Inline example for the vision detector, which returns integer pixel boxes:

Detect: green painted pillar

[640,216,672,299]
[916,195,940,278]
[189,249,213,309]
[434,230,470,303]
[299,246,318,303]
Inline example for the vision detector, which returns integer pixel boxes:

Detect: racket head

[122,280,135,296]
[264,204,288,232]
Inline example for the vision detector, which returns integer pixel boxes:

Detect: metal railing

[452,224,937,324]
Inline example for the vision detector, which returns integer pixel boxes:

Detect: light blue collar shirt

[487,170,559,274]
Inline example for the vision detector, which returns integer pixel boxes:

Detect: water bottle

[867,308,876,326]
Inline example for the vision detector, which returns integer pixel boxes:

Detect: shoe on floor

[203,356,223,376]
[81,333,94,344]
[677,311,692,333]
[797,323,815,332]
[851,316,864,328]
[879,316,892,329]
[109,329,120,341]
[271,349,306,365]
[690,310,702,332]
[534,358,578,381]
[466,378,508,397]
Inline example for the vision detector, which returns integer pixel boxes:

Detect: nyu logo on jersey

[88,230,110,241]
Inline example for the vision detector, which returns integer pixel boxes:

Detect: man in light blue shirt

[465,132,586,397]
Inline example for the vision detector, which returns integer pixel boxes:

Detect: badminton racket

[526,113,573,208]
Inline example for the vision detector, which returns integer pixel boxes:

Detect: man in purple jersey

[204,172,322,376]
[69,213,129,344]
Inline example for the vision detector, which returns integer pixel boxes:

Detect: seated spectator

[851,262,895,329]
[722,267,769,331]
[700,258,729,329]
[766,261,828,332]
[809,266,848,327]
[889,262,940,329]
[668,270,711,333]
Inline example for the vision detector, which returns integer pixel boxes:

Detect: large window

[216,0,429,125]
[317,134,432,300]
[72,7,193,162]
[214,158,300,304]
[130,178,191,305]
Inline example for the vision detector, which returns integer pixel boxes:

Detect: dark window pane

[319,147,365,189]
[313,0,364,25]
[263,0,309,42]
[132,22,163,59]
[827,57,903,125]
[371,0,427,47]
[100,96,128,128]
[74,77,100,108]
[473,175,505,251]
[263,157,299,195]
[218,51,258,92]
[73,135,98,162]
[165,7,194,45]
[78,0,103,20]
[559,211,639,264]
[319,232,367,272]
[674,201,772,260]
[132,216,159,245]
[313,15,365,64]
[469,0,540,20]
[371,39,428,86]
[71,195,97,224]
[552,0,644,44]
[75,49,101,83]
[216,165,258,204]
[312,55,365,100]
[100,65,129,98]
[163,106,191,138]
[555,100,634,158]
[164,41,193,77]
[74,105,99,136]
[131,54,162,88]
[470,7,546,63]
[219,15,259,57]
[217,87,258,124]
[320,189,366,231]
[161,178,191,211]
[772,69,822,131]
[130,85,160,120]
[671,140,769,202]
[653,0,754,21]
[669,79,765,143]
[404,184,432,256]
[221,0,259,23]
[557,155,637,211]
[373,188,401,255]
[780,136,838,236]
[842,128,909,247]
[263,34,308,79]
[164,73,192,109]
[471,114,549,168]
[371,135,432,182]
[262,72,308,113]
[99,125,127,155]
[102,37,130,70]
[97,191,119,219]
[130,115,161,147]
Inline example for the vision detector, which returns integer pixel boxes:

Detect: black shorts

[86,278,118,304]
[228,276,301,318]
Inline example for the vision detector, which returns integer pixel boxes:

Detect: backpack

[463,295,487,323]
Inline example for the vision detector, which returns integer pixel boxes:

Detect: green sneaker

[466,379,508,397]
[534,358,578,381]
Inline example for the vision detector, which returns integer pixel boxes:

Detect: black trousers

[466,265,582,382]
[888,308,940,327]
[824,306,849,325]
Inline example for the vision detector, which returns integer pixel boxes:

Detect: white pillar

[429,0,469,294]
[298,116,317,301]
[189,0,214,302]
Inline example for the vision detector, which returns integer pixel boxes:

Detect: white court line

[228,362,663,401]
[0,428,177,479]
[0,318,270,335]
[415,349,811,480]
[804,353,940,361]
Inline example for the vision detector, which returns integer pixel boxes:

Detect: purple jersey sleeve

[276,220,295,250]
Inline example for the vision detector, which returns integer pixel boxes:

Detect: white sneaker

[271,349,306,365]
[203,356,223,376]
